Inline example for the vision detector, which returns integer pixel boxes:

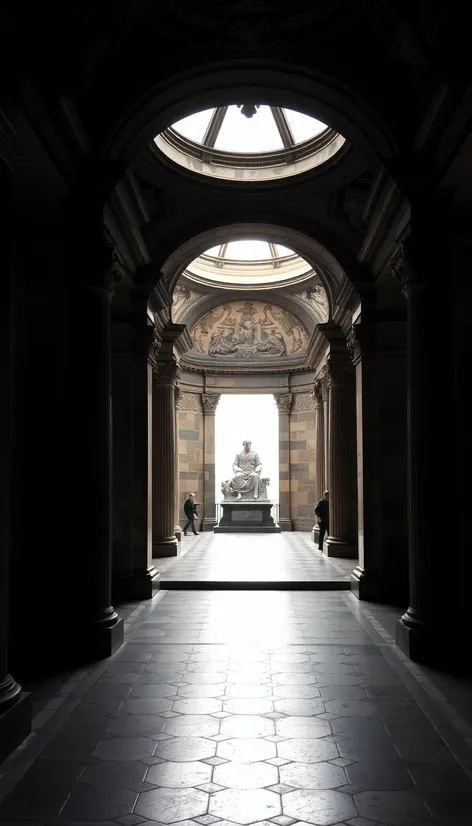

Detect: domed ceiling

[184,239,314,289]
[154,105,346,182]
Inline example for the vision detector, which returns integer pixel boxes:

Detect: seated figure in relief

[221,440,269,500]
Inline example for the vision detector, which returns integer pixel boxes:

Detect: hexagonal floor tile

[172,698,223,715]
[156,737,216,762]
[214,760,278,789]
[62,785,137,821]
[120,698,173,715]
[217,738,277,763]
[223,698,274,715]
[273,699,325,716]
[163,714,220,738]
[283,789,357,825]
[209,788,281,824]
[146,760,212,787]
[324,700,378,717]
[276,717,331,739]
[220,715,275,738]
[135,787,208,823]
[94,736,157,761]
[280,761,347,789]
[354,789,431,823]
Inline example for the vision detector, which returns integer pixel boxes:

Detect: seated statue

[221,440,270,500]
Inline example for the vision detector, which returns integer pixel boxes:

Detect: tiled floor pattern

[1,592,472,825]
[156,533,355,586]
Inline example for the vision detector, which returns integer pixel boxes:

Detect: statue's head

[242,440,251,451]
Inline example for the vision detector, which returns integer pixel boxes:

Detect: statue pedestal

[214,500,281,533]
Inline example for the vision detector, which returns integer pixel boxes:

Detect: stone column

[311,379,325,543]
[274,393,293,531]
[349,320,408,603]
[323,360,357,558]
[0,148,31,762]
[174,387,183,539]
[131,324,161,595]
[202,393,221,531]
[152,357,181,556]
[391,245,446,663]
[69,237,124,658]
[321,371,330,492]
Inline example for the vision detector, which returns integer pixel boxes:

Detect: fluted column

[321,371,330,492]
[69,234,124,657]
[392,245,445,663]
[152,357,180,556]
[324,360,357,558]
[311,379,325,543]
[174,387,183,538]
[0,147,31,762]
[132,324,161,593]
[202,393,220,531]
[274,393,293,531]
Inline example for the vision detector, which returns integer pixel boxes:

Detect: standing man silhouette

[315,490,329,550]
[183,493,198,536]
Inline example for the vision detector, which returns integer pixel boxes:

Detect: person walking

[183,492,199,536]
[315,490,329,550]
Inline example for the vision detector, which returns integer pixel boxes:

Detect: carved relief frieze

[274,393,293,415]
[189,300,308,360]
[294,285,329,322]
[292,393,316,412]
[175,387,183,410]
[201,393,221,415]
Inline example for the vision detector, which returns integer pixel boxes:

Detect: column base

[0,691,32,765]
[278,518,293,532]
[323,536,357,558]
[396,608,466,673]
[153,536,179,557]
[175,525,182,542]
[351,566,381,600]
[113,567,160,602]
[202,518,217,532]
[88,616,125,660]
[312,525,320,544]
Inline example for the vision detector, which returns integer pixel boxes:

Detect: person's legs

[318,522,327,550]
[191,517,198,535]
[183,519,191,535]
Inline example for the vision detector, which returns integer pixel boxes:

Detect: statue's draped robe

[230,449,262,498]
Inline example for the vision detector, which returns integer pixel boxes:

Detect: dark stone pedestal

[214,501,281,533]
[0,693,32,765]
[113,569,160,603]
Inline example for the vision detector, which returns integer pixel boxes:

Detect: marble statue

[221,440,270,500]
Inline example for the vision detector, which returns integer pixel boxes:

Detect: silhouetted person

[183,492,198,535]
[315,490,329,550]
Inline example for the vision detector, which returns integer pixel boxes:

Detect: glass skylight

[154,104,347,183]
[205,241,295,261]
[172,106,326,152]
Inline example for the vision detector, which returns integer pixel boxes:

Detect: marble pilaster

[274,393,293,531]
[311,379,325,543]
[323,360,357,558]
[152,357,181,557]
[201,393,220,531]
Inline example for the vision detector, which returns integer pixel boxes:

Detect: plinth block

[323,537,357,559]
[152,537,179,557]
[214,500,281,533]
[113,568,160,602]
[0,692,32,765]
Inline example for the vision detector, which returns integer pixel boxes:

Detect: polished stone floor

[157,533,355,586]
[2,591,472,826]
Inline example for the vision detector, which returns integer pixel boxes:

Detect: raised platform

[214,500,281,533]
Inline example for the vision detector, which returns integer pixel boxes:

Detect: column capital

[312,380,324,407]
[324,360,353,386]
[175,387,183,410]
[346,324,376,365]
[201,393,221,415]
[153,358,181,387]
[274,393,293,415]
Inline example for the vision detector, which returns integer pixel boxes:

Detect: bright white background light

[215,394,279,504]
